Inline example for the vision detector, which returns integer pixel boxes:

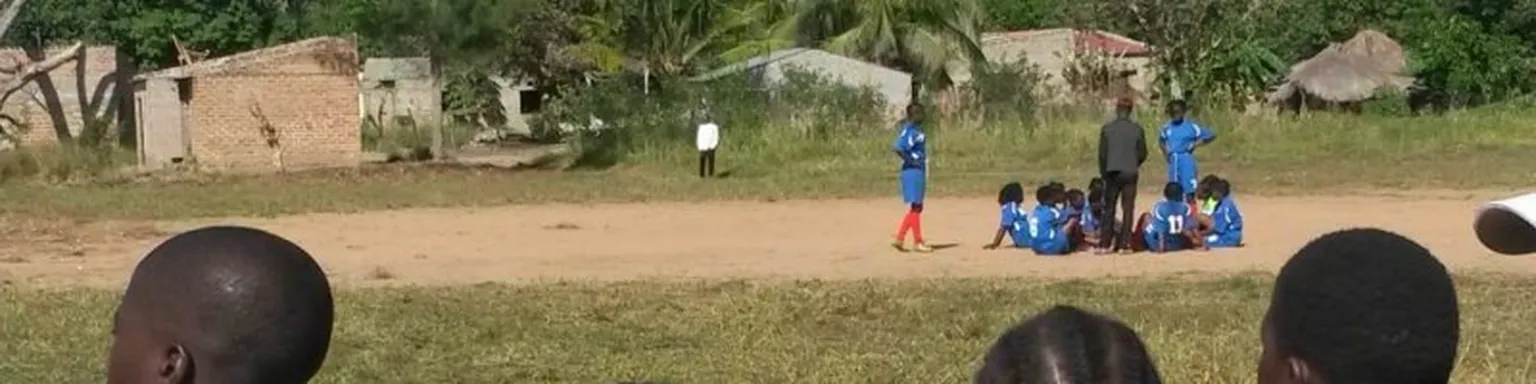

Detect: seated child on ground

[984,182,1030,249]
[1028,185,1076,255]
[1201,178,1244,247]
[1064,189,1100,250]
[1135,182,1206,253]
[1046,181,1067,209]
[1196,174,1223,215]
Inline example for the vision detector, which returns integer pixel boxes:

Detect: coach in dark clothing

[1097,98,1149,253]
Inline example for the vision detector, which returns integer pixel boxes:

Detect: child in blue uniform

[1028,185,1075,255]
[1195,174,1222,215]
[1159,100,1216,202]
[891,104,931,252]
[1137,182,1206,253]
[984,182,1030,250]
[1202,179,1244,247]
[1065,189,1099,251]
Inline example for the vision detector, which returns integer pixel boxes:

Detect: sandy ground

[3,193,1536,288]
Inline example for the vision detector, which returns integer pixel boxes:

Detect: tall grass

[0,144,134,184]
[575,83,1536,190]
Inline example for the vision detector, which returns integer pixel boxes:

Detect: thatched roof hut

[1267,30,1413,106]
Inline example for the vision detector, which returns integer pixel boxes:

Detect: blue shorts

[900,168,926,204]
[1168,153,1198,197]
[1205,232,1243,248]
[1032,238,1070,255]
[1143,232,1190,253]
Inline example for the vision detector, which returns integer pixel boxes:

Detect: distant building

[691,48,913,116]
[133,36,361,172]
[360,57,440,128]
[955,28,1154,102]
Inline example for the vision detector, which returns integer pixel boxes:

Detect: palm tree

[569,0,762,76]
[792,0,987,101]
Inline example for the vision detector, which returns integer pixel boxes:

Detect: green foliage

[979,0,1068,30]
[442,71,506,128]
[956,61,1048,125]
[1402,14,1536,108]
[1361,89,1412,116]
[10,0,312,69]
[794,0,988,94]
[571,0,763,76]
[533,68,886,168]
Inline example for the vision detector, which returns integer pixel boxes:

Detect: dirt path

[3,194,1535,288]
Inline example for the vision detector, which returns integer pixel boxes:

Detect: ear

[158,344,192,384]
[1286,357,1319,384]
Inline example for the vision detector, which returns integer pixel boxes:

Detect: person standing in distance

[891,104,932,253]
[1097,97,1148,254]
[1159,100,1216,203]
[696,113,720,178]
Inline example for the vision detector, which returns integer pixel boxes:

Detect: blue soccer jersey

[1159,120,1215,155]
[893,122,927,170]
[1146,200,1193,236]
[1078,203,1100,232]
[1206,196,1244,247]
[1000,202,1029,247]
[1029,204,1069,254]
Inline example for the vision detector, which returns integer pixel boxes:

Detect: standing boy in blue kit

[1159,100,1215,203]
[891,104,932,253]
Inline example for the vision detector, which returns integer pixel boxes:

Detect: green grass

[3,109,1536,221]
[3,275,1533,383]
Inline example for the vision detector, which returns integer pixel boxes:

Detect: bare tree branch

[0,41,83,95]
[0,0,29,41]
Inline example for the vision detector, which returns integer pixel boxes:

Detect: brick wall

[182,43,360,172]
[0,46,128,145]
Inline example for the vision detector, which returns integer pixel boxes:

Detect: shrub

[0,144,132,184]
[531,68,887,169]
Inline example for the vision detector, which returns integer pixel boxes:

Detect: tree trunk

[430,59,445,159]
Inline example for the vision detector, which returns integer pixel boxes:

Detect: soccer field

[2,192,1536,382]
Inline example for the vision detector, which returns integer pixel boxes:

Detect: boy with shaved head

[107,226,334,384]
[1258,228,1459,384]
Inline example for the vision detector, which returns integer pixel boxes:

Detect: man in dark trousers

[1097,97,1149,254]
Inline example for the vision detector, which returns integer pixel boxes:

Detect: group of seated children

[985,175,1243,255]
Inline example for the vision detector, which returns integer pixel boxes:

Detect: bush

[1362,89,1412,117]
[531,68,888,169]
[953,60,1049,128]
[0,144,132,184]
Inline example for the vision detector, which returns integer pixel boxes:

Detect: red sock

[895,212,916,241]
[910,212,925,244]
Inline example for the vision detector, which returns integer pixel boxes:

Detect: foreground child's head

[1162,182,1183,202]
[1259,228,1458,384]
[1036,185,1056,205]
[1088,178,1106,204]
[108,226,334,384]
[1211,179,1232,200]
[999,182,1025,205]
[975,305,1163,384]
[1197,174,1222,200]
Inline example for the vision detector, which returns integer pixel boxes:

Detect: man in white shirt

[696,116,719,178]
